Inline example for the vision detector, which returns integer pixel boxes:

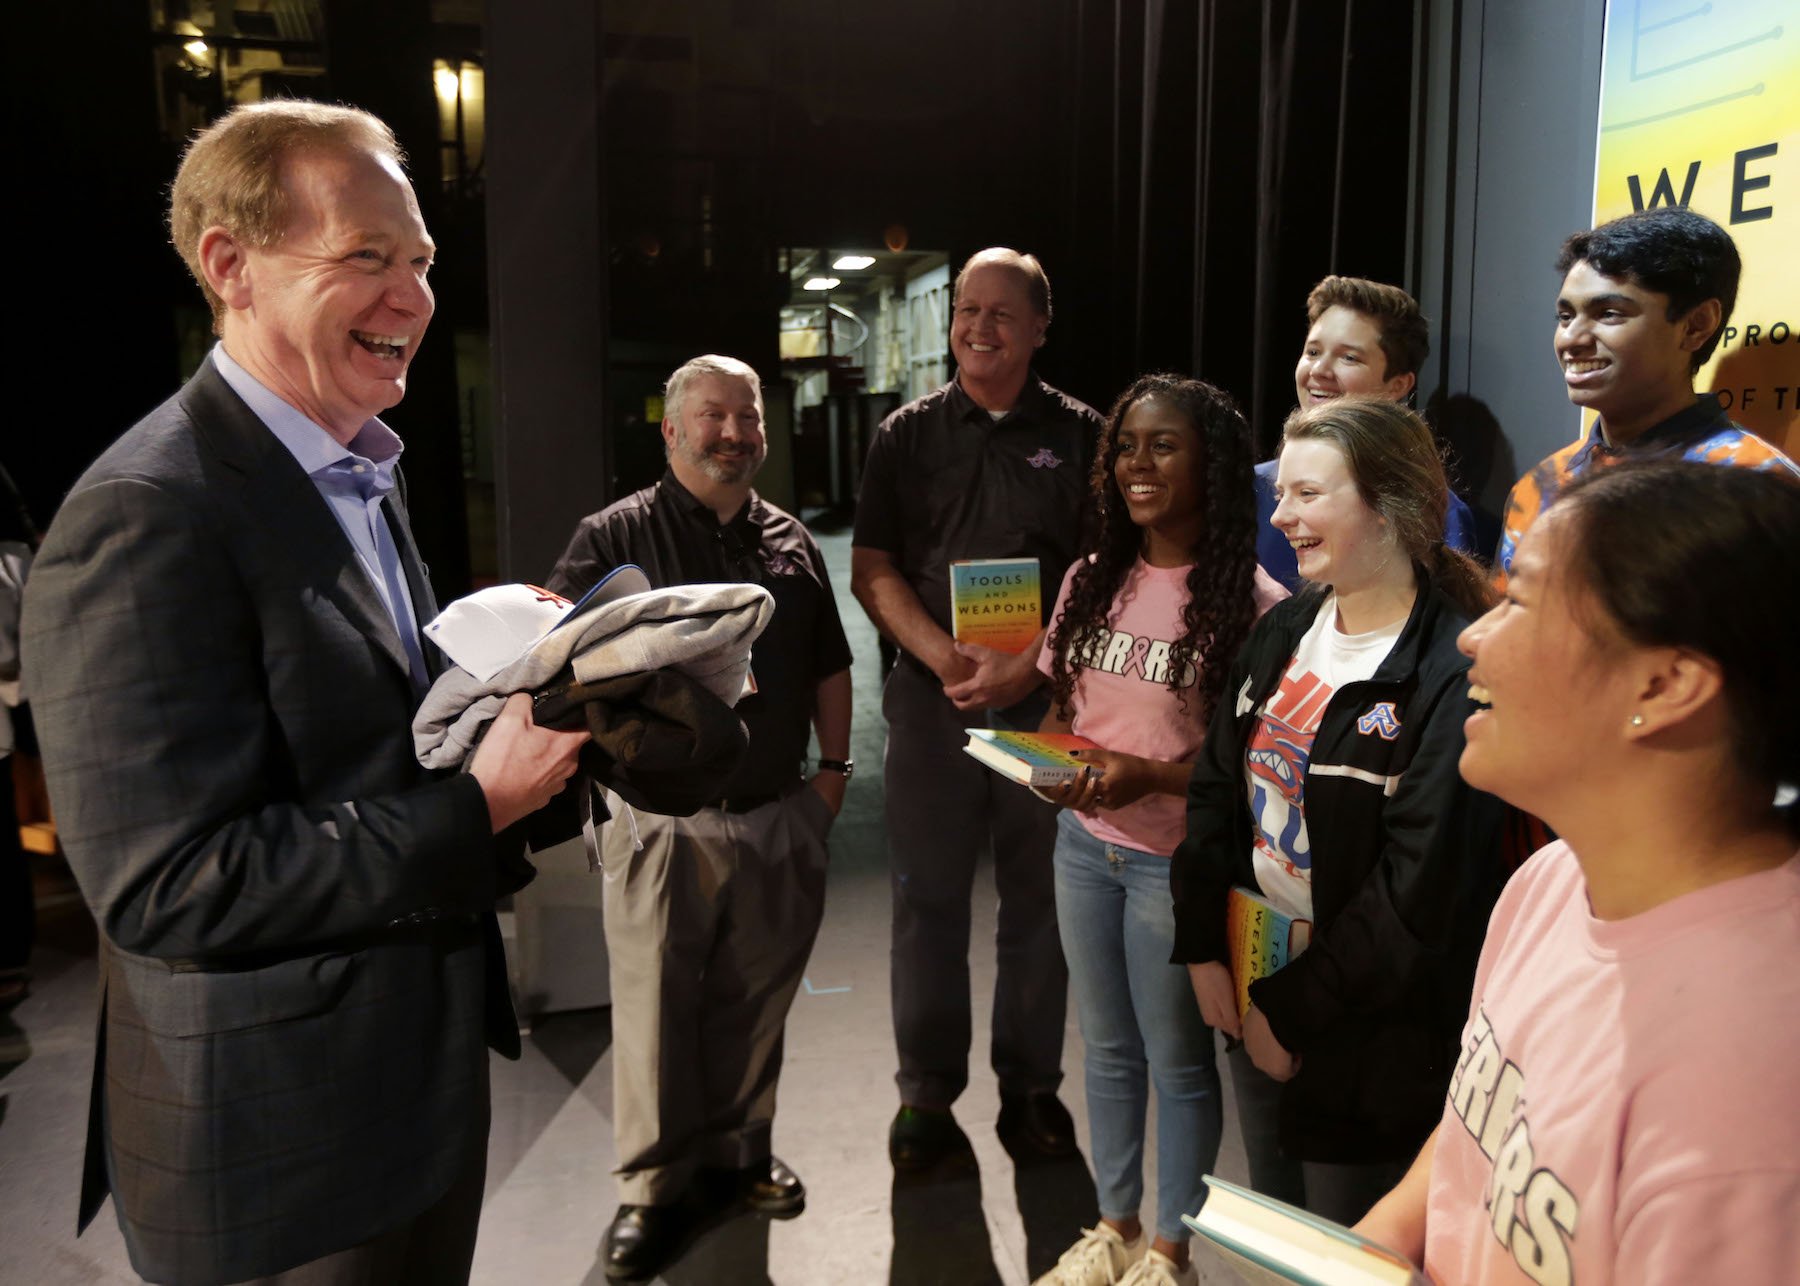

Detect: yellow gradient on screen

[1593,0,1796,449]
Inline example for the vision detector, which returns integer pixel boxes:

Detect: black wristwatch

[817,758,854,779]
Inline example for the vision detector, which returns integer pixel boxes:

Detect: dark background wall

[1411,0,1607,550]
[8,0,1616,595]
[8,0,484,592]
[488,0,1424,580]
[9,2,183,544]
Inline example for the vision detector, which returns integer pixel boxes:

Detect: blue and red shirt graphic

[1245,662,1334,909]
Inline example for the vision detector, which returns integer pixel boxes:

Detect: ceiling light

[832,255,875,270]
[184,40,209,56]
[803,277,840,291]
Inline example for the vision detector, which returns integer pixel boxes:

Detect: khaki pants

[600,786,833,1205]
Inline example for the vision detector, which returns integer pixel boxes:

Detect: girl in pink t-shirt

[1355,461,1800,1285]
[1030,374,1285,1286]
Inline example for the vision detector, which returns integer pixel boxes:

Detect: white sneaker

[1031,1223,1147,1285]
[1118,1247,1198,1286]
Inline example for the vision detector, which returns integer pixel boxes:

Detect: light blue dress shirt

[212,344,431,691]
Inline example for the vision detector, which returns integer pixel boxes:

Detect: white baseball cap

[424,564,652,682]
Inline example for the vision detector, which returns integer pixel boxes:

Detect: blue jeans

[1053,810,1222,1242]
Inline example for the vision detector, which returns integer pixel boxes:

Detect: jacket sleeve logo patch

[1356,701,1402,740]
[1026,447,1063,469]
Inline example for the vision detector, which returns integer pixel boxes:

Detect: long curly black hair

[1047,373,1262,726]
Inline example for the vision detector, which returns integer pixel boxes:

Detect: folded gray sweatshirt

[413,580,774,769]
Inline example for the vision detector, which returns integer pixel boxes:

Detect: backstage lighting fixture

[184,40,209,56]
[832,255,875,270]
[803,277,840,291]
[434,65,461,99]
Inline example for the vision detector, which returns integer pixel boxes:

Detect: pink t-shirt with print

[1037,557,1286,856]
[1424,841,1800,1286]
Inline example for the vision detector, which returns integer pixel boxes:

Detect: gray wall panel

[483,0,609,585]
[1413,0,1606,533]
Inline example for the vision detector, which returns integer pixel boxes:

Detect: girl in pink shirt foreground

[1030,374,1285,1286]
[1356,460,1800,1285]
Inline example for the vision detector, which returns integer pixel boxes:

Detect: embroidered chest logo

[1026,447,1063,469]
[761,551,801,577]
[1357,701,1401,740]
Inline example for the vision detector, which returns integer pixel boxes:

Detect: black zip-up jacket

[1171,575,1508,1163]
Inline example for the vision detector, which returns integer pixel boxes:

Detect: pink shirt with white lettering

[1038,557,1286,856]
[1424,840,1800,1286]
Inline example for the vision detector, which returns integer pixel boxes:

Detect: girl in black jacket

[1170,396,1508,1225]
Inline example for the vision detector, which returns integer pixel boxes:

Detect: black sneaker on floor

[888,1105,974,1171]
[996,1089,1078,1161]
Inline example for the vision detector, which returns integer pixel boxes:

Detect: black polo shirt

[853,374,1102,651]
[545,469,853,796]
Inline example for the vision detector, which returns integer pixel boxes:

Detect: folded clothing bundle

[412,575,774,771]
[533,671,749,818]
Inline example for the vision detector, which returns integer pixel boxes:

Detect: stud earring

[1630,714,1645,727]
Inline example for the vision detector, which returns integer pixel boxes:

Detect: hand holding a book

[928,640,978,689]
[1187,961,1243,1040]
[943,640,1043,712]
[1066,748,1166,809]
[1244,1004,1301,1081]
[1038,762,1103,811]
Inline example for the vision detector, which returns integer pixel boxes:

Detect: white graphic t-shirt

[1244,594,1403,921]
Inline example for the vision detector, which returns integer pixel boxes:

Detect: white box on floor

[511,834,610,1017]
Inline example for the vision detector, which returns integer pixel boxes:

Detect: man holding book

[546,354,854,1281]
[851,247,1103,1169]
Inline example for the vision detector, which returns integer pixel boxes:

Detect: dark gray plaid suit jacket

[22,355,519,1285]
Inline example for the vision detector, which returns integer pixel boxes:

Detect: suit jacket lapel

[382,473,446,682]
[183,358,420,687]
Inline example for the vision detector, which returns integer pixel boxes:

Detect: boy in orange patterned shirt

[1494,207,1795,590]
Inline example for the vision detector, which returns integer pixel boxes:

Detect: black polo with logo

[545,469,853,797]
[853,375,1103,652]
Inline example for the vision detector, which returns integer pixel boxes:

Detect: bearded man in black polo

[547,354,853,1281]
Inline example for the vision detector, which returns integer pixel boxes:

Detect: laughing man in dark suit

[22,101,587,1285]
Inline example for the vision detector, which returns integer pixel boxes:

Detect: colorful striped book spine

[1225,886,1313,1019]
[962,729,1097,787]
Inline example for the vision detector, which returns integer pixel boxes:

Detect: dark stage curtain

[1054,0,1417,453]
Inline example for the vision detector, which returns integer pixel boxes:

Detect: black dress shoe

[602,1202,690,1280]
[738,1155,807,1215]
[888,1105,974,1170]
[996,1090,1078,1160]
